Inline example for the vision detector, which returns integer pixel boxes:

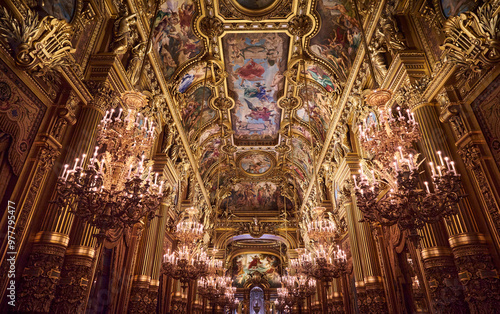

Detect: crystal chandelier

[162,207,208,287]
[353,149,462,242]
[295,207,347,282]
[54,92,163,237]
[281,273,317,301]
[275,287,294,313]
[359,99,421,167]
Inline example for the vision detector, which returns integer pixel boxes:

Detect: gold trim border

[34,231,70,247]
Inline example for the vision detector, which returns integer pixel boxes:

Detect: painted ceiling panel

[153,0,203,80]
[309,0,361,82]
[222,32,289,146]
[179,85,215,140]
[220,181,293,212]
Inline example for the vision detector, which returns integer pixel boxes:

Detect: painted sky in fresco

[223,33,288,145]
[232,253,281,288]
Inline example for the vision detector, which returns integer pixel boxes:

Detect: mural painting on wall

[239,152,273,175]
[153,0,202,80]
[232,253,281,288]
[223,33,289,145]
[199,138,221,177]
[440,0,477,18]
[297,85,331,141]
[181,86,215,139]
[221,181,292,212]
[310,0,361,81]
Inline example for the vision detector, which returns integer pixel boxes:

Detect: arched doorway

[250,286,264,314]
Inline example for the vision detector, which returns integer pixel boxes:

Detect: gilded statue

[126,42,146,85]
[112,7,137,54]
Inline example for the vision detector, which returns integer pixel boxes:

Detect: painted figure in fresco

[243,82,272,102]
[307,66,337,92]
[153,0,201,79]
[235,59,266,85]
[248,255,263,269]
[244,99,275,122]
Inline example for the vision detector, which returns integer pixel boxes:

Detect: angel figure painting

[153,0,202,79]
[310,0,361,82]
[232,254,281,288]
[223,33,289,145]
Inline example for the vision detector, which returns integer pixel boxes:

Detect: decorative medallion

[219,0,291,20]
[238,151,275,176]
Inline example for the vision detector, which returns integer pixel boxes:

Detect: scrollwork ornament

[199,16,223,38]
[213,97,233,110]
[288,15,313,37]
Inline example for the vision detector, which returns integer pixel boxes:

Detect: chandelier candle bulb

[60,164,69,179]
[424,181,430,194]
[437,166,442,177]
[429,162,436,177]
[450,161,457,175]
[437,151,445,166]
[73,158,79,171]
[116,108,123,120]
[79,154,86,168]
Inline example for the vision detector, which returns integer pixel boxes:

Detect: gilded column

[127,215,160,313]
[331,278,344,313]
[16,82,115,313]
[412,102,500,312]
[147,200,170,313]
[344,155,388,313]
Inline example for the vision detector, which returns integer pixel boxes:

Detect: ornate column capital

[84,81,119,113]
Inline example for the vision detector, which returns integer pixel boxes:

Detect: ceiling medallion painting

[238,151,275,176]
[223,32,289,146]
[219,0,292,20]
[153,0,203,80]
[309,0,361,82]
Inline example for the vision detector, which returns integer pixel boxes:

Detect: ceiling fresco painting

[296,85,332,141]
[153,0,202,80]
[180,86,216,139]
[198,124,220,146]
[305,64,339,92]
[231,253,281,288]
[291,137,313,178]
[199,138,221,177]
[223,32,289,146]
[239,151,274,175]
[178,63,211,93]
[309,0,361,81]
[221,181,292,212]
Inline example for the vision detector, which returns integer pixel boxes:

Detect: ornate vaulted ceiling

[152,0,368,223]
